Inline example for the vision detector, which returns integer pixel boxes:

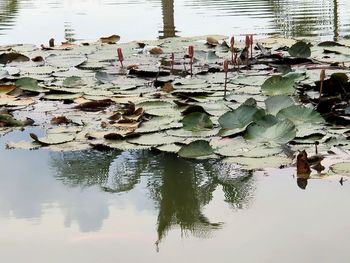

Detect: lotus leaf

[178,140,214,158]
[262,75,295,96]
[245,119,296,144]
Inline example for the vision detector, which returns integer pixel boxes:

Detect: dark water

[0,0,349,45]
[1,1,350,262]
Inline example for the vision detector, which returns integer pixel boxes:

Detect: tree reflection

[50,149,255,244]
[159,0,177,38]
[0,0,18,35]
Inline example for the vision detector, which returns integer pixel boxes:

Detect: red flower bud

[188,45,194,59]
[117,48,124,62]
[230,36,235,49]
[224,59,229,72]
[320,69,326,81]
[245,35,250,48]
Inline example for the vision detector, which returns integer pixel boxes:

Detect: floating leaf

[288,41,311,58]
[218,105,265,137]
[0,114,34,127]
[182,112,213,131]
[178,140,214,158]
[245,119,296,144]
[277,105,324,125]
[128,132,181,146]
[0,85,16,95]
[44,93,82,100]
[329,162,350,175]
[30,132,75,145]
[223,155,291,170]
[16,77,48,93]
[0,52,30,64]
[62,76,85,88]
[100,34,120,44]
[262,75,295,96]
[46,54,87,68]
[265,95,295,116]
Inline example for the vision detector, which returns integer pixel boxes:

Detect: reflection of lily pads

[218,105,264,137]
[178,140,214,158]
[262,75,295,96]
[329,162,350,175]
[277,105,324,125]
[245,119,296,144]
[265,96,295,116]
[182,112,213,131]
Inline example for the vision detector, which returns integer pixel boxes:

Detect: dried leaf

[100,34,120,44]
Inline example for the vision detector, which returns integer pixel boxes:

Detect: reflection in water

[159,0,177,38]
[50,150,255,243]
[0,0,18,35]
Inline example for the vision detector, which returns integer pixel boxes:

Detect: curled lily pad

[288,41,311,58]
[262,75,295,96]
[30,132,75,145]
[0,85,16,95]
[182,112,213,131]
[218,105,265,137]
[265,96,295,116]
[0,114,34,127]
[277,105,324,125]
[245,119,296,144]
[178,140,214,158]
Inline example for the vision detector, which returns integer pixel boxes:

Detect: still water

[0,0,350,45]
[1,1,350,262]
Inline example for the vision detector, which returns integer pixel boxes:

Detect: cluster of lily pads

[0,34,349,173]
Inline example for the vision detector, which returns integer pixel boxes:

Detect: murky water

[0,0,350,45]
[1,1,350,262]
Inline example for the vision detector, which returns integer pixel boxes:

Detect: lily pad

[288,41,311,58]
[178,140,214,158]
[62,76,86,88]
[223,155,291,170]
[182,112,213,131]
[0,85,16,95]
[265,95,295,116]
[127,132,181,146]
[245,119,296,144]
[218,105,265,137]
[262,75,295,96]
[329,162,350,175]
[46,54,87,68]
[30,132,75,145]
[16,77,48,93]
[277,105,324,125]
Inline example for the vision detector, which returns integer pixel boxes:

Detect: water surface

[0,0,349,44]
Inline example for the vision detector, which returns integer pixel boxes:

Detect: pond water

[1,1,350,262]
[0,0,350,45]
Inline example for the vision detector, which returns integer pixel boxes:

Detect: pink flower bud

[245,35,250,48]
[230,36,235,49]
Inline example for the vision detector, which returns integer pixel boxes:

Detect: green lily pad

[182,112,213,131]
[62,76,86,88]
[245,119,296,144]
[212,137,282,158]
[30,132,76,145]
[265,96,295,116]
[223,155,291,170]
[16,77,48,93]
[0,114,34,127]
[262,75,295,96]
[218,105,265,137]
[288,41,311,58]
[178,140,214,158]
[277,105,324,125]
